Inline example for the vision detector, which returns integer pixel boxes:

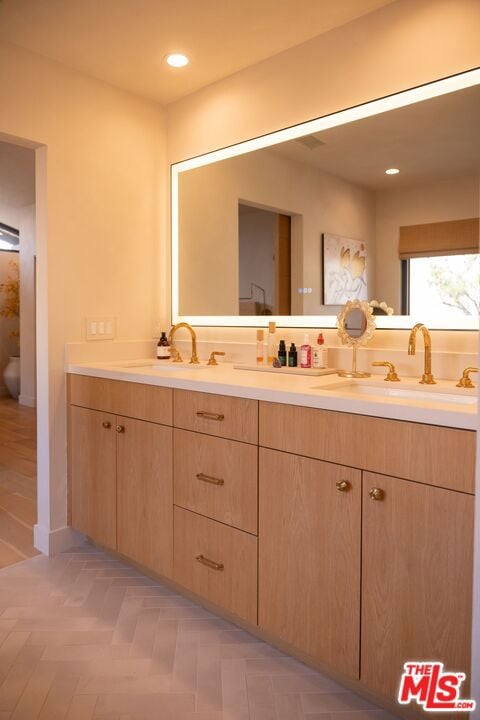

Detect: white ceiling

[272,85,480,191]
[0,0,395,105]
[0,141,35,208]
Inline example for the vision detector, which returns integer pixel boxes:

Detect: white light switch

[86,317,116,341]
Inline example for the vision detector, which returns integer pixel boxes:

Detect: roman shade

[398,218,479,260]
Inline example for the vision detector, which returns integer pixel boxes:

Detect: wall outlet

[86,317,116,341]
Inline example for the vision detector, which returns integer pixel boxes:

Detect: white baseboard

[34,524,85,556]
[18,394,36,407]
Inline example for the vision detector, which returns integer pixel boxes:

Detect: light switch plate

[86,317,116,341]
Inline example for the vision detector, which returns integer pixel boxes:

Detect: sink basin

[315,380,477,406]
[117,361,209,372]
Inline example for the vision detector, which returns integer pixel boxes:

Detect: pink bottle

[300,334,312,368]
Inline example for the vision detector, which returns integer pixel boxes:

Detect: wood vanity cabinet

[68,376,173,575]
[68,377,476,718]
[362,472,474,700]
[258,400,475,713]
[70,405,117,550]
[259,448,361,679]
[116,417,173,577]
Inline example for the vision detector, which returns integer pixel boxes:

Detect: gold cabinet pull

[369,487,385,501]
[196,554,224,571]
[102,421,111,429]
[196,473,225,486]
[196,411,225,421]
[116,425,125,434]
[336,480,351,492]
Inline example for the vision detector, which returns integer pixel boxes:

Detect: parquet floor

[0,399,38,568]
[0,544,399,719]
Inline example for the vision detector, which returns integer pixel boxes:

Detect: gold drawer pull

[102,421,111,429]
[116,425,125,434]
[196,473,225,486]
[196,554,224,571]
[196,411,225,421]
[336,480,351,492]
[369,487,385,501]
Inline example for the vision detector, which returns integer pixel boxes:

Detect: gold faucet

[207,351,225,366]
[372,361,400,382]
[167,322,200,364]
[408,323,436,385]
[456,367,478,388]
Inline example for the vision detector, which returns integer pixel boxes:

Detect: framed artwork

[322,232,367,305]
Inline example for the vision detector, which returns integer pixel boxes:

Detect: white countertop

[66,360,478,430]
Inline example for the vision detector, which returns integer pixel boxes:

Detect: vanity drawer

[174,429,258,534]
[259,401,475,494]
[68,375,172,426]
[174,506,257,624]
[174,389,258,444]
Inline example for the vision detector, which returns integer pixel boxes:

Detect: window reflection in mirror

[176,78,480,329]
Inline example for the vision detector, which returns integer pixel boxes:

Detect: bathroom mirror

[172,69,480,329]
[336,300,375,377]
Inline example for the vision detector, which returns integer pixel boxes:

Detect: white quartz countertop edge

[66,361,477,431]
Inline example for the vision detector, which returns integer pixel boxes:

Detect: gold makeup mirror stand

[336,300,376,378]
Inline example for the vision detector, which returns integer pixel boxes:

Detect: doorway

[0,140,38,567]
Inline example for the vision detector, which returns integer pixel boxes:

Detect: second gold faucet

[407,323,436,385]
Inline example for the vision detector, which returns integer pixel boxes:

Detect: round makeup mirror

[337,300,376,378]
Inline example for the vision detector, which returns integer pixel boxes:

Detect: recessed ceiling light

[165,53,189,68]
[385,168,400,175]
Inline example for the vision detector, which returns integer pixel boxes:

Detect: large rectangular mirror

[172,69,480,329]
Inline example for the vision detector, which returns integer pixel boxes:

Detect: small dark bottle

[156,331,170,360]
[288,342,297,367]
[278,340,287,366]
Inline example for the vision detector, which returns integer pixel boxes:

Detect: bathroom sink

[315,380,477,406]
[116,361,210,372]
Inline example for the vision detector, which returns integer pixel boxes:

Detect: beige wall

[0,40,167,549]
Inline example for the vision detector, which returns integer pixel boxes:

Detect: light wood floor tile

[0,400,37,570]
[0,538,401,719]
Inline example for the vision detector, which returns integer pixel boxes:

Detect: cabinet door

[117,417,173,578]
[70,406,117,549]
[362,472,474,700]
[259,448,361,679]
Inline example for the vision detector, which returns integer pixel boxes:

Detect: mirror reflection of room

[178,84,480,328]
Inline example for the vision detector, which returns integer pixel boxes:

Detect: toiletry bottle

[156,332,170,360]
[256,330,265,364]
[312,333,327,368]
[288,342,297,367]
[300,334,312,369]
[267,321,277,364]
[278,340,287,366]
[319,333,328,368]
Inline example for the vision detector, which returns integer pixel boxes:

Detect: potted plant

[0,260,20,399]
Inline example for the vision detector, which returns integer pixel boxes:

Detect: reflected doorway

[238,203,291,315]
